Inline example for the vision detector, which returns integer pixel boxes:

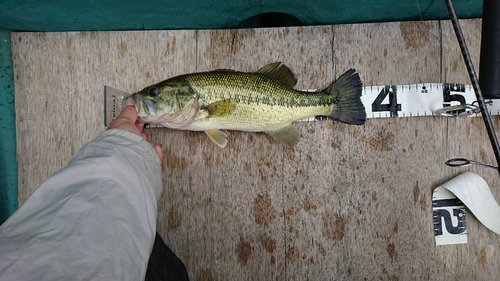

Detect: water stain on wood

[164,147,187,171]
[167,206,182,230]
[286,207,296,217]
[419,193,427,212]
[284,149,296,161]
[253,193,276,226]
[235,235,252,266]
[260,236,276,253]
[196,268,214,281]
[479,149,488,164]
[321,211,346,241]
[413,182,420,203]
[477,248,486,266]
[328,138,342,150]
[413,181,427,211]
[202,151,213,166]
[399,21,431,50]
[369,131,395,151]
[387,243,397,261]
[243,162,252,174]
[286,246,299,262]
[119,42,128,57]
[317,243,326,257]
[256,155,278,183]
[303,197,317,211]
[168,37,176,51]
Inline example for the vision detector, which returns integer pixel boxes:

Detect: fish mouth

[133,93,156,119]
[133,94,142,114]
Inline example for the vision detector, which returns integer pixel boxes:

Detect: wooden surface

[13,19,500,280]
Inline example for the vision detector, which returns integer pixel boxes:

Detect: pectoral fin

[204,100,237,118]
[205,129,230,148]
[265,125,301,147]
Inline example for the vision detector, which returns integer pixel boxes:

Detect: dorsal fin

[214,69,237,73]
[256,62,298,87]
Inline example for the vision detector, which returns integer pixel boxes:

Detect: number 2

[433,208,466,236]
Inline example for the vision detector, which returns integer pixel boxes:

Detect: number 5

[443,83,466,114]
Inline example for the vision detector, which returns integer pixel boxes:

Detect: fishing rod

[444,0,500,175]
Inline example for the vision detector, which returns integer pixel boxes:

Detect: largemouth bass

[132,62,366,148]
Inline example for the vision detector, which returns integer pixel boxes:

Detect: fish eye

[149,87,159,97]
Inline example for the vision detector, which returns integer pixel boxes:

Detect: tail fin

[327,69,366,125]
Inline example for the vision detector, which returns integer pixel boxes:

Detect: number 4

[371,85,401,117]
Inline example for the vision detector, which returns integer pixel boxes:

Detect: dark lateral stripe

[433,198,464,208]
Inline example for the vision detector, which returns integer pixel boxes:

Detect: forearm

[0,129,162,281]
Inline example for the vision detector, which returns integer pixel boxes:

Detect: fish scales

[184,71,334,130]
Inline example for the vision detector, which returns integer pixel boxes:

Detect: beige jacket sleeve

[0,129,162,281]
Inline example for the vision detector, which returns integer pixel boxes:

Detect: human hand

[107,98,163,164]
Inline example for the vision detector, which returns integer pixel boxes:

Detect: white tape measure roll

[432,172,500,245]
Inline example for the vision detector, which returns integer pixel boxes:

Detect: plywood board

[13,19,500,280]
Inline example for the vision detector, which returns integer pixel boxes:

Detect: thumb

[117,98,138,123]
[106,98,140,134]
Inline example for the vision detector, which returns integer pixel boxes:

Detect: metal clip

[435,104,479,117]
[445,158,498,170]
[471,100,493,114]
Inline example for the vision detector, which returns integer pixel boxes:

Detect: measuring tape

[433,172,500,245]
[105,83,500,126]
[303,83,500,122]
[433,185,467,245]
[299,82,499,122]
[362,83,500,118]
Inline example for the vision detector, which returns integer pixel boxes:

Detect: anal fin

[205,129,229,148]
[265,125,301,147]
